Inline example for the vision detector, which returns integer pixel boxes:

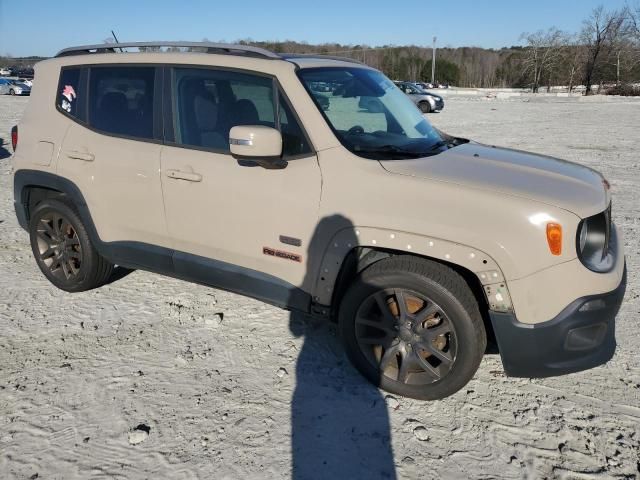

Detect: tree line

[3,4,639,94]
[246,4,640,94]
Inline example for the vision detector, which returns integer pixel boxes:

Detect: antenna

[111,30,123,52]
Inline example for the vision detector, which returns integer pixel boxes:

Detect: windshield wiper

[353,144,426,158]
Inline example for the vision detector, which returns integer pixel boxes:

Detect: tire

[339,256,486,400]
[9,89,15,96]
[418,101,431,113]
[29,199,114,292]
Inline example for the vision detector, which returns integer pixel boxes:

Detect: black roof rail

[280,53,366,65]
[55,42,281,59]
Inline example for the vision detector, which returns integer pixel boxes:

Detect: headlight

[576,205,615,272]
[14,88,22,94]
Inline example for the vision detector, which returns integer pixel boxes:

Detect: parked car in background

[414,81,434,90]
[0,67,12,76]
[0,78,12,93]
[18,78,33,88]
[315,94,330,111]
[395,81,444,113]
[0,78,31,95]
[14,67,35,79]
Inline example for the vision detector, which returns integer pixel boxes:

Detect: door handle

[166,169,202,182]
[66,150,95,162]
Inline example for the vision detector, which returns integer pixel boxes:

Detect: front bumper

[490,264,626,377]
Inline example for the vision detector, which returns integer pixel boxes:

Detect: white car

[0,78,31,95]
[0,67,12,76]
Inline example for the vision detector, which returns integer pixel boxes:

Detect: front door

[160,66,321,309]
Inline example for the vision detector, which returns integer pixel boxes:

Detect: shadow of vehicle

[0,138,11,160]
[104,266,135,286]
[289,215,396,479]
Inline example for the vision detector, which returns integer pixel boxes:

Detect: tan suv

[11,42,626,400]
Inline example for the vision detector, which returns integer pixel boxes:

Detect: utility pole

[431,36,437,85]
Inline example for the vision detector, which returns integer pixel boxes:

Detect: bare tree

[581,6,627,94]
[520,28,566,92]
[627,2,640,39]
[565,39,587,92]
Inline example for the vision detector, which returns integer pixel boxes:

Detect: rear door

[160,66,321,308]
[57,65,171,261]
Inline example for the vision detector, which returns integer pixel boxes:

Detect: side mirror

[229,125,286,169]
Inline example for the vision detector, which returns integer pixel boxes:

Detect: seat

[193,94,226,149]
[95,91,129,134]
[233,99,260,125]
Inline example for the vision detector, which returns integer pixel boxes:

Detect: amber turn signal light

[546,223,562,255]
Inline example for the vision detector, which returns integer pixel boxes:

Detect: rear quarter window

[57,67,85,121]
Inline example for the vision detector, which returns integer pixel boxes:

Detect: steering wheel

[348,125,365,135]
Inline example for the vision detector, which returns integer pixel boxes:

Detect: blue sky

[0,0,631,57]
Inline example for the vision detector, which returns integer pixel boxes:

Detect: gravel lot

[0,95,639,479]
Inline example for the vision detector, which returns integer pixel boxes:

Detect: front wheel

[29,199,114,292]
[418,101,431,113]
[339,256,486,400]
[9,89,15,95]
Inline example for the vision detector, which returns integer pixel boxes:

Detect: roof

[54,42,370,69]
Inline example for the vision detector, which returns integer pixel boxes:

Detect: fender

[14,169,92,231]
[312,226,513,313]
[14,168,175,273]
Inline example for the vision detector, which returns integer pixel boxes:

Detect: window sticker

[61,85,76,112]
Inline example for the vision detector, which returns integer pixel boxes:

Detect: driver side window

[172,68,312,158]
[172,68,276,151]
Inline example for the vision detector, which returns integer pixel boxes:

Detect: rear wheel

[419,101,431,113]
[29,199,114,292]
[339,256,486,400]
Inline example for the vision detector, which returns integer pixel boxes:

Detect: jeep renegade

[11,42,626,400]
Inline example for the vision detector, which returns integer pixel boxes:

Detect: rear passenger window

[57,68,83,120]
[89,67,155,139]
[172,68,275,151]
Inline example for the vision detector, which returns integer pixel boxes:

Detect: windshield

[400,83,422,94]
[298,67,452,159]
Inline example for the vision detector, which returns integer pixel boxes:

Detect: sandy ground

[0,95,639,480]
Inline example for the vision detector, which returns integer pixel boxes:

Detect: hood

[380,143,608,218]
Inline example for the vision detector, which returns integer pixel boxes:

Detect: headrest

[234,99,259,125]
[194,95,218,131]
[99,91,128,114]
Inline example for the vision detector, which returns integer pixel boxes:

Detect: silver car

[0,79,31,96]
[395,81,444,113]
